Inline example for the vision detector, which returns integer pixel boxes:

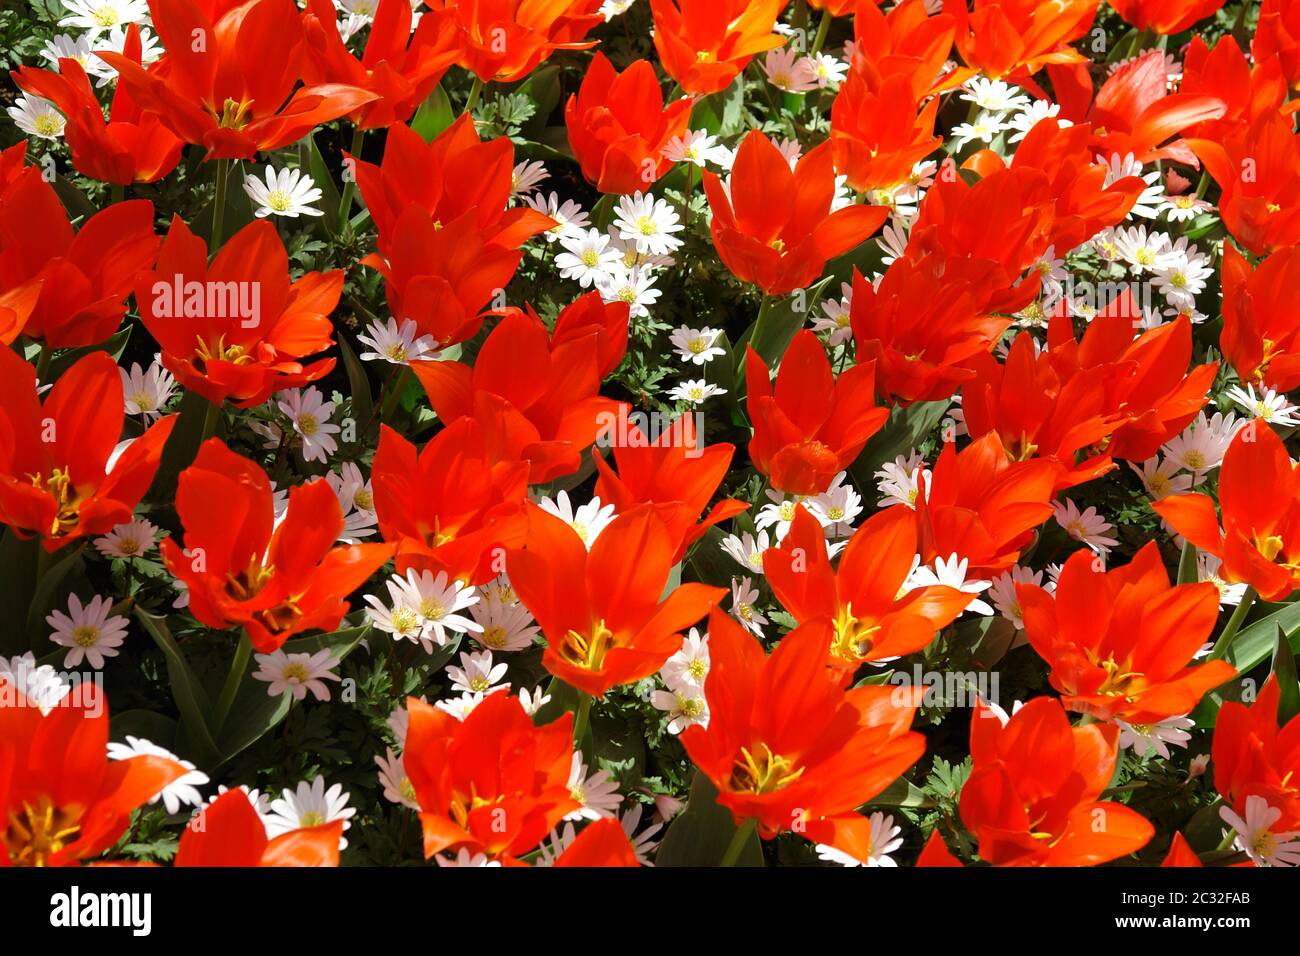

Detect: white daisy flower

[875,452,930,509]
[1053,499,1118,553]
[47,594,128,670]
[436,848,502,866]
[1111,223,1173,273]
[1006,100,1068,142]
[555,228,621,288]
[660,627,709,692]
[243,166,324,219]
[652,685,709,734]
[536,490,617,548]
[810,281,855,345]
[669,325,725,365]
[251,648,341,702]
[107,736,209,815]
[86,24,162,85]
[612,192,684,257]
[1129,456,1194,500]
[357,317,440,365]
[517,684,552,716]
[525,191,589,242]
[265,776,356,849]
[445,649,509,695]
[730,576,768,637]
[566,752,622,821]
[1160,192,1214,222]
[1161,411,1242,482]
[798,52,848,89]
[94,517,158,559]
[0,653,70,714]
[363,578,427,643]
[58,0,150,37]
[1198,552,1249,609]
[1226,383,1300,427]
[1116,715,1194,760]
[40,34,94,72]
[660,129,730,168]
[1219,795,1300,867]
[510,159,549,197]
[1102,153,1164,220]
[326,461,378,542]
[597,264,661,318]
[949,112,1008,149]
[468,588,539,652]
[720,530,771,575]
[7,95,65,140]
[815,812,904,867]
[903,554,993,616]
[667,379,726,404]
[960,77,1030,114]
[277,386,341,464]
[393,569,483,650]
[987,565,1048,631]
[119,360,176,421]
[375,747,420,809]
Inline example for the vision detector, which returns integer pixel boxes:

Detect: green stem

[462,76,484,117]
[211,158,229,250]
[572,691,592,745]
[34,342,52,387]
[338,126,365,226]
[681,163,696,226]
[749,293,775,352]
[1208,587,1257,661]
[199,399,222,444]
[809,10,833,57]
[591,192,614,230]
[379,366,412,424]
[111,182,125,204]
[720,817,758,866]
[211,632,252,738]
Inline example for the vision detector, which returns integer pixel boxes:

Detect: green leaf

[1192,601,1300,726]
[1177,539,1198,585]
[0,531,38,655]
[411,84,455,142]
[656,772,764,867]
[337,334,374,439]
[111,709,179,750]
[870,776,935,808]
[135,611,220,766]
[849,398,951,490]
[304,134,342,234]
[517,66,561,138]
[690,76,745,137]
[738,277,833,385]
[24,542,86,647]
[150,389,213,500]
[1272,624,1300,726]
[47,325,133,380]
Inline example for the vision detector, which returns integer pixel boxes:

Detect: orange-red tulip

[101,0,378,160]
[136,216,341,408]
[746,330,888,496]
[175,789,342,866]
[1017,543,1235,723]
[0,679,187,866]
[680,608,927,860]
[161,439,394,652]
[703,131,888,296]
[566,53,694,195]
[764,505,974,669]
[427,0,604,83]
[649,0,785,95]
[1213,677,1300,830]
[507,504,725,697]
[1219,241,1300,393]
[0,349,176,550]
[403,691,578,860]
[1153,422,1300,602]
[371,418,530,583]
[960,696,1154,865]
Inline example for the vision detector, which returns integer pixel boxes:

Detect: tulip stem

[463,77,484,117]
[199,399,222,444]
[720,817,757,866]
[1208,587,1257,661]
[34,342,51,388]
[379,367,412,424]
[211,158,229,250]
[212,632,252,739]
[338,126,365,226]
[749,293,775,354]
[809,10,832,57]
[572,691,592,745]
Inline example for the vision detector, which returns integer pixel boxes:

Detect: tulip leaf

[516,66,561,139]
[1176,539,1198,585]
[1191,600,1300,727]
[411,84,455,142]
[337,333,374,443]
[1272,624,1300,726]
[848,398,951,490]
[24,543,87,647]
[304,134,342,234]
[690,76,745,138]
[0,531,38,655]
[151,388,215,501]
[656,772,764,867]
[110,709,180,751]
[47,325,133,380]
[738,276,833,382]
[868,776,935,808]
[135,610,220,766]
[214,625,370,767]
